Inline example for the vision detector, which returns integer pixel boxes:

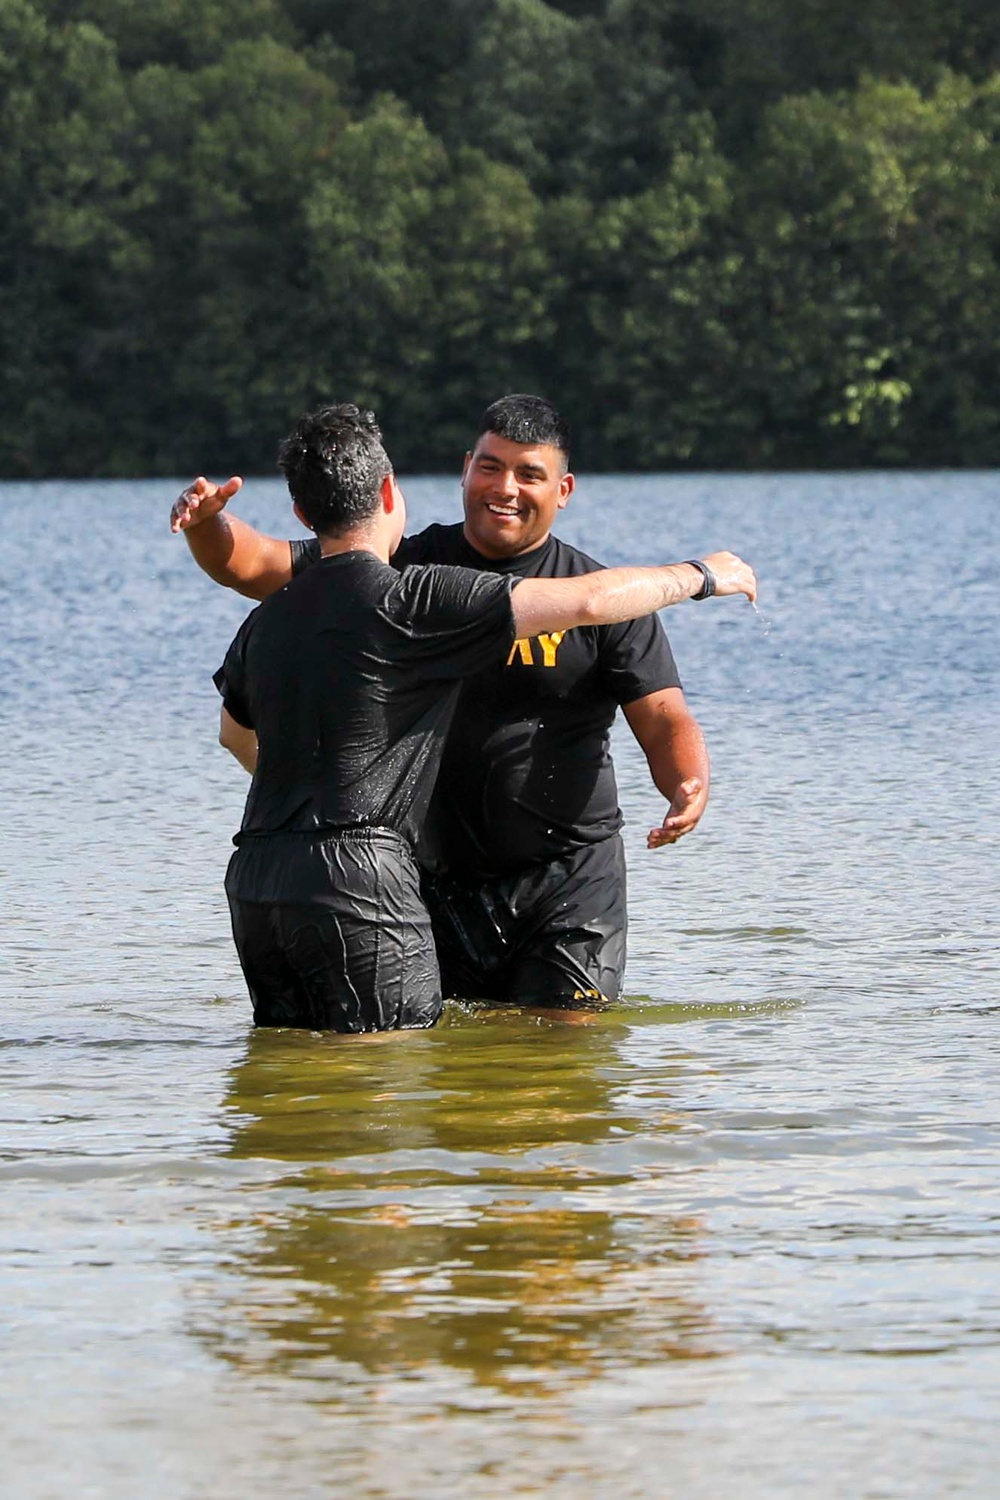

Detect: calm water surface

[1,473,998,1498]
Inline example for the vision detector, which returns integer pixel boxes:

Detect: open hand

[647,776,707,849]
[170,475,243,533]
[700,552,757,603]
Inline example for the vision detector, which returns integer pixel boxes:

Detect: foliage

[1,0,999,473]
[725,74,1000,465]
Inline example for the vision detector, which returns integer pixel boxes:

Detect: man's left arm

[623,688,710,850]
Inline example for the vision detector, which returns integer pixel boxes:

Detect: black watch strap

[684,559,717,600]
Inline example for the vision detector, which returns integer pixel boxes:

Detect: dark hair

[476,393,571,467]
[277,404,391,535]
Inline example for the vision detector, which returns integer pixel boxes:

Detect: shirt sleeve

[597,612,682,704]
[379,564,515,679]
[290,536,322,576]
[212,612,257,729]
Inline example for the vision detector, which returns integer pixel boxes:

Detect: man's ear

[292,501,312,531]
[380,472,398,513]
[557,471,575,509]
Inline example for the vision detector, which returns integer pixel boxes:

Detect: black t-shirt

[291,524,682,877]
[216,551,514,849]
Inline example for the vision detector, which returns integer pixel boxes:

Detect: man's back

[218,552,514,849]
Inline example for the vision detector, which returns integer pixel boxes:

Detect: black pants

[226,828,442,1033]
[423,835,627,1008]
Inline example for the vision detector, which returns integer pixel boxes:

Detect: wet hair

[277,404,392,535]
[476,393,571,468]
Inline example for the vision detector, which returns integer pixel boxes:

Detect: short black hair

[278,404,391,535]
[476,393,571,467]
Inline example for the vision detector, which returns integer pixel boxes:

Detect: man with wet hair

[477,391,571,455]
[179,395,752,1017]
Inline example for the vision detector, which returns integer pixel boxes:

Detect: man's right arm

[170,476,295,601]
[511,553,757,638]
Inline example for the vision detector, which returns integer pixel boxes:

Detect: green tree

[680,0,1000,151]
[542,121,739,467]
[0,0,148,471]
[283,0,478,126]
[725,74,1000,465]
[295,109,551,468]
[443,0,697,200]
[401,150,552,463]
[164,37,350,468]
[43,0,294,69]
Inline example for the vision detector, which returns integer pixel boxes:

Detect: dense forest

[2,0,999,474]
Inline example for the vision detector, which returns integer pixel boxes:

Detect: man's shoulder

[377,560,514,672]
[389,559,512,619]
[545,534,605,577]
[261,551,395,629]
[394,523,466,568]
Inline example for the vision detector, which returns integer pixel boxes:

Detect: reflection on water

[202,1013,716,1392]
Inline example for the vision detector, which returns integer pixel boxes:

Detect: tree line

[2,0,999,475]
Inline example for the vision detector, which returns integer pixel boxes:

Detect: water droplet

[750,600,772,637]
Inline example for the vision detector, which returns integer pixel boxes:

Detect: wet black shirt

[216,552,514,848]
[291,525,681,877]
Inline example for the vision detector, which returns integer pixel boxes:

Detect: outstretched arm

[171,476,296,601]
[624,689,710,849]
[510,552,756,639]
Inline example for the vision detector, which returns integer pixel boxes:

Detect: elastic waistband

[324,824,406,846]
[235,824,410,849]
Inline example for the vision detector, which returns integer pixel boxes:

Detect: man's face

[461,433,574,559]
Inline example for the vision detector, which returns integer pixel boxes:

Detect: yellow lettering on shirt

[507,637,535,666]
[506,631,568,669]
[537,632,565,667]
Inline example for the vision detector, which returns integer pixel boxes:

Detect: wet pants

[226,827,442,1033]
[423,835,627,1008]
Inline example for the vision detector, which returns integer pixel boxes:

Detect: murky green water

[1,473,997,1496]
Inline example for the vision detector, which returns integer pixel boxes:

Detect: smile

[486,503,521,518]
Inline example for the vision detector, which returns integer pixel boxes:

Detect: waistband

[234,824,410,850]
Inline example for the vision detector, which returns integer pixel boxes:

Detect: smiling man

[173,394,724,1009]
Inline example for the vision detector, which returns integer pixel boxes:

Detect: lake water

[1,471,998,1498]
